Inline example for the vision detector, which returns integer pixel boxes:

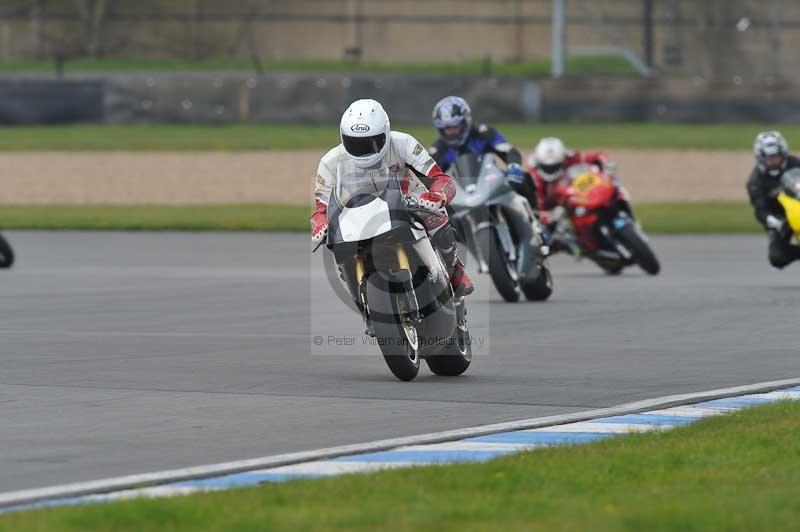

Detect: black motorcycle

[448,153,552,302]
[318,164,471,382]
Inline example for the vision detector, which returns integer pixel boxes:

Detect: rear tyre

[617,224,660,275]
[365,274,420,382]
[0,233,14,268]
[476,229,519,302]
[426,318,472,377]
[522,263,553,301]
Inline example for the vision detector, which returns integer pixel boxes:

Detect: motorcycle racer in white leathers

[310,98,474,296]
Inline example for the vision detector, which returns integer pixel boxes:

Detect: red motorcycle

[554,164,659,275]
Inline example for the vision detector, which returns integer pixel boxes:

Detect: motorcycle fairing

[337,198,392,243]
[779,168,800,239]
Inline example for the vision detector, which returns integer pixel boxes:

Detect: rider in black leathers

[746,131,800,269]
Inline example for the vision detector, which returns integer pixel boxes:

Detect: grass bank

[0,56,635,77]
[3,400,799,531]
[0,202,760,233]
[0,123,789,152]
[0,204,310,232]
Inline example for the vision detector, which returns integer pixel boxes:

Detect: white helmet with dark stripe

[754,131,788,177]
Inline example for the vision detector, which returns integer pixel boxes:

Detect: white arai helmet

[533,137,567,182]
[340,99,391,168]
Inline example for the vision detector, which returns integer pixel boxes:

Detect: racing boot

[432,225,474,297]
[449,259,474,297]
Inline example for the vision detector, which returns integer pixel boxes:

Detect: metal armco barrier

[1,73,799,125]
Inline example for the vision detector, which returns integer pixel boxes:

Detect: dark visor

[538,162,562,174]
[342,133,386,157]
[440,124,465,141]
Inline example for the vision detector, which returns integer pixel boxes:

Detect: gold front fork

[355,246,409,284]
[396,246,411,271]
[355,256,366,284]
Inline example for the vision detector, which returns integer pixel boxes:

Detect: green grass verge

[0,202,760,233]
[4,400,800,531]
[635,202,760,234]
[0,56,636,77]
[0,204,311,231]
[0,123,789,152]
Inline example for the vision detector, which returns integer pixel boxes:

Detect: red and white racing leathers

[312,131,455,236]
[310,131,473,295]
[529,149,609,225]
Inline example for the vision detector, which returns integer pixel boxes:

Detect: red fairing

[565,176,616,212]
[426,163,456,205]
[310,199,327,235]
[571,213,601,251]
[564,169,618,251]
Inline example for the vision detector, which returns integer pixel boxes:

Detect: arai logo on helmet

[350,124,370,133]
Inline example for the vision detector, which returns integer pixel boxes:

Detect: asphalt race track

[1,231,797,493]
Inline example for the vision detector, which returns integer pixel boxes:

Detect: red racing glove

[419,191,447,212]
[310,200,328,245]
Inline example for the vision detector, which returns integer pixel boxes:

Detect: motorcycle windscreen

[450,153,511,208]
[565,163,595,181]
[780,168,800,200]
[476,153,511,196]
[452,153,481,187]
[334,159,393,209]
[329,160,394,243]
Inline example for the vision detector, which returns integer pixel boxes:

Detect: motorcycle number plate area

[572,172,601,193]
[339,199,392,242]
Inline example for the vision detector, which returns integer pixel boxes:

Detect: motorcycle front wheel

[365,273,421,382]
[521,262,553,301]
[600,263,624,275]
[426,316,472,377]
[476,229,519,302]
[617,224,660,275]
[0,233,15,268]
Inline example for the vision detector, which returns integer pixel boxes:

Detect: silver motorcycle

[448,153,552,302]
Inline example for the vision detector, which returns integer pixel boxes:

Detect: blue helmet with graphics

[432,96,472,147]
